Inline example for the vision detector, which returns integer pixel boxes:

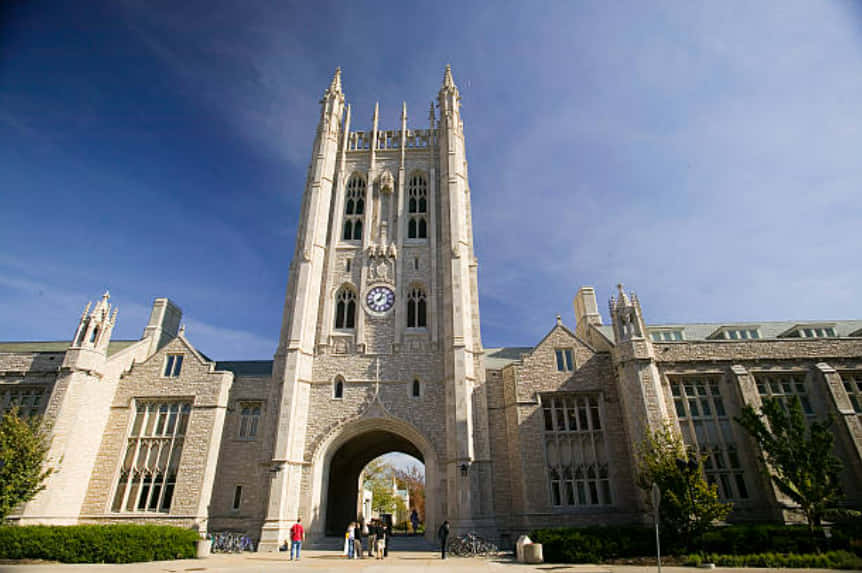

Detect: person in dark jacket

[353,521,363,558]
[438,520,450,559]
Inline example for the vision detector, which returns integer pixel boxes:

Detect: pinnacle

[442,64,456,90]
[327,67,342,94]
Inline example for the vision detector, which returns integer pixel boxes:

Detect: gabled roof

[0,340,138,357]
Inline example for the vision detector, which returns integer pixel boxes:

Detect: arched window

[334,287,357,329]
[406,286,427,328]
[411,379,421,398]
[343,175,366,241]
[334,377,344,399]
[407,174,428,239]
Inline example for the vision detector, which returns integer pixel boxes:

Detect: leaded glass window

[542,394,611,507]
[841,372,862,415]
[754,372,813,415]
[0,386,45,417]
[342,175,366,241]
[238,402,261,439]
[112,400,191,513]
[407,174,428,239]
[671,377,749,500]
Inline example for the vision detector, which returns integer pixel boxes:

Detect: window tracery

[334,287,357,329]
[407,174,428,239]
[406,286,427,328]
[342,175,365,241]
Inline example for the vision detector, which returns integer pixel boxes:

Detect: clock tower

[260,66,493,548]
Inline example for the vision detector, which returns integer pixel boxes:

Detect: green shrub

[0,524,198,563]
[530,526,655,563]
[686,550,862,569]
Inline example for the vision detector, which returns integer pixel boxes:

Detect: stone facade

[1,68,861,548]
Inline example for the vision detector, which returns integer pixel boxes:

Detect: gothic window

[111,400,191,513]
[334,287,357,329]
[163,354,183,378]
[841,372,862,415]
[754,372,813,415]
[407,174,428,239]
[334,377,344,399]
[0,386,45,417]
[542,394,612,507]
[671,377,749,500]
[411,379,421,398]
[406,286,427,328]
[342,175,366,241]
[238,402,261,440]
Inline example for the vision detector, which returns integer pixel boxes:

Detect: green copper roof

[0,340,138,357]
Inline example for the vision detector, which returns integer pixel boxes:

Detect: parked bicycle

[447,531,498,557]
[209,531,256,553]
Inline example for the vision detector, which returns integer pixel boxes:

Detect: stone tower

[259,67,493,548]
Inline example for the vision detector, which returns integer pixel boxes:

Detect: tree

[393,464,425,521]
[0,408,54,522]
[362,460,404,516]
[736,396,843,534]
[637,423,732,550]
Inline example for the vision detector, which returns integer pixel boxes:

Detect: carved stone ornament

[378,170,394,194]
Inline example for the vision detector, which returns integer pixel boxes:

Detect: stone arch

[305,414,439,540]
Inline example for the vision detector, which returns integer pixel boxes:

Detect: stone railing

[346,129,436,152]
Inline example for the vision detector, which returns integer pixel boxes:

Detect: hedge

[686,551,862,570]
[0,524,198,563]
[531,523,862,564]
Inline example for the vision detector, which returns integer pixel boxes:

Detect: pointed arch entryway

[305,414,440,541]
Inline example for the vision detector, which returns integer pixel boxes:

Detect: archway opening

[324,429,424,536]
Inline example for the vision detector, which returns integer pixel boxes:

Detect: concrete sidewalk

[0,551,846,573]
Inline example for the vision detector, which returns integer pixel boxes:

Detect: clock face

[366,286,395,313]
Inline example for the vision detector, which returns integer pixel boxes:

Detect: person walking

[438,520,450,559]
[367,519,377,558]
[353,520,363,559]
[375,520,386,559]
[289,517,305,561]
[410,508,420,535]
[346,522,355,559]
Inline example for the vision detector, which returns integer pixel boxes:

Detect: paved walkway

[0,551,846,573]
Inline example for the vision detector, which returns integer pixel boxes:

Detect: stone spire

[441,64,457,92]
[325,67,342,96]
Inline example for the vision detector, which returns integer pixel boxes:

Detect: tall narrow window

[163,354,183,378]
[543,394,611,506]
[111,400,191,513]
[334,377,344,399]
[238,402,261,440]
[342,175,366,241]
[412,379,421,398]
[407,174,428,239]
[671,377,749,500]
[334,287,357,329]
[406,286,427,328]
[841,372,862,415]
[232,485,243,511]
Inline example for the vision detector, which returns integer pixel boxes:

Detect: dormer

[706,325,761,340]
[649,328,685,342]
[777,323,837,339]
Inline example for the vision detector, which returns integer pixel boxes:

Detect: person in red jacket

[289,517,305,560]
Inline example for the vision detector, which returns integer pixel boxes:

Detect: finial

[373,101,379,122]
[429,101,435,121]
[327,67,342,94]
[442,64,456,89]
[179,323,186,336]
[616,283,631,306]
[401,101,407,121]
[556,314,562,325]
[102,290,110,300]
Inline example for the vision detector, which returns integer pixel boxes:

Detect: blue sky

[2,1,862,360]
